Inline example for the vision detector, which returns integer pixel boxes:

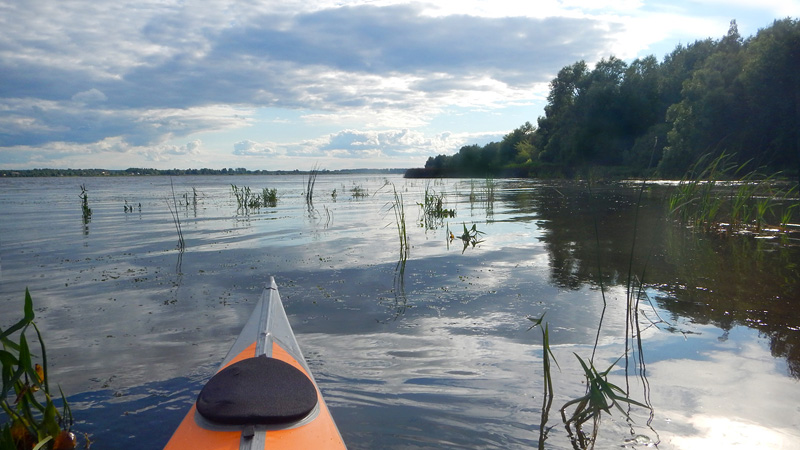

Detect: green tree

[660,21,745,176]
[737,18,800,174]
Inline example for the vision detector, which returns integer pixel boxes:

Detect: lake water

[1,174,798,449]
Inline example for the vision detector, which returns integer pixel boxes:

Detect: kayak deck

[164,277,346,450]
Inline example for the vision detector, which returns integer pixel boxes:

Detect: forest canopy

[407,18,799,179]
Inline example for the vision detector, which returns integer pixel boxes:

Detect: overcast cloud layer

[0,1,794,169]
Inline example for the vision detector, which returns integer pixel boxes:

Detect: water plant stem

[167,177,185,250]
[306,164,319,208]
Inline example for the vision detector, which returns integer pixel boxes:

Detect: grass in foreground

[1,289,77,450]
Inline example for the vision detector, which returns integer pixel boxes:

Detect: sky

[0,1,796,171]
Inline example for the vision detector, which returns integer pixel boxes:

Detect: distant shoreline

[0,168,408,177]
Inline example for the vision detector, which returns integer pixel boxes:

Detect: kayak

[164,277,347,449]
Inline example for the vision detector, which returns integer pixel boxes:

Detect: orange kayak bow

[164,277,346,450]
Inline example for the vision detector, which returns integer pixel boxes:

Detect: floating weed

[449,223,485,253]
[1,289,77,450]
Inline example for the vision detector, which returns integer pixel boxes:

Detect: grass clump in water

[418,184,455,230]
[668,152,798,237]
[231,185,278,212]
[350,185,369,199]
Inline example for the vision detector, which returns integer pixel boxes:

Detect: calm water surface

[1,175,798,449]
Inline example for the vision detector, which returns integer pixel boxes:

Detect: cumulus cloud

[227,128,494,164]
[0,100,251,147]
[71,89,108,104]
[143,140,202,161]
[233,140,277,156]
[0,1,616,153]
[295,128,501,159]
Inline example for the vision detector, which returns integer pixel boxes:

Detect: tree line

[407,18,799,179]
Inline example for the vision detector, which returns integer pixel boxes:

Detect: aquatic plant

[261,188,278,208]
[123,200,142,213]
[389,185,410,265]
[525,177,656,450]
[79,184,91,223]
[231,185,278,211]
[305,164,320,208]
[484,177,496,205]
[449,223,485,253]
[391,186,410,319]
[560,354,649,448]
[1,289,76,450]
[418,184,455,230]
[526,314,559,449]
[167,178,185,250]
[350,185,369,199]
[468,179,477,204]
[668,152,798,237]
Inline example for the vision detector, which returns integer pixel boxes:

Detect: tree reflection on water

[524,181,800,379]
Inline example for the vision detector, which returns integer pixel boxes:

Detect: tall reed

[391,185,410,265]
[668,152,796,236]
[305,164,320,208]
[527,314,559,449]
[167,177,185,250]
[79,184,91,223]
[384,184,410,319]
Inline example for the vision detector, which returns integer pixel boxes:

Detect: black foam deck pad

[196,355,318,425]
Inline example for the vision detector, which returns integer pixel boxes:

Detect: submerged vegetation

[1,290,77,450]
